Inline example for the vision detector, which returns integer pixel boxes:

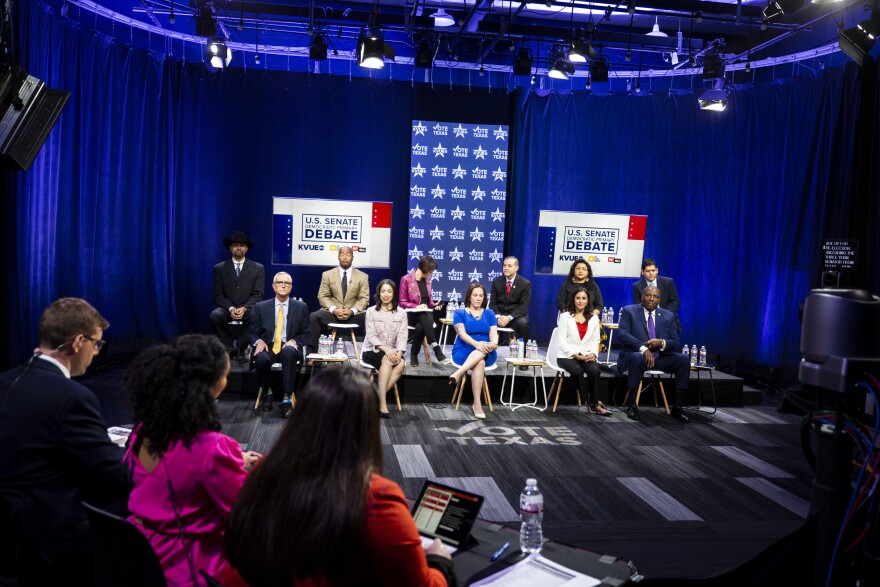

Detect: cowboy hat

[223,231,254,249]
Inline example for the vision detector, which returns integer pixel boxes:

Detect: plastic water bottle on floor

[520,478,543,553]
[690,344,698,366]
[699,345,707,366]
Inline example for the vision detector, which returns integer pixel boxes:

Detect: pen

[490,542,510,561]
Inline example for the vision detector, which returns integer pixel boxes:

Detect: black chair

[82,502,167,587]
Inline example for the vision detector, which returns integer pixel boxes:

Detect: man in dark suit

[309,246,370,349]
[618,286,691,423]
[0,298,132,583]
[631,258,681,331]
[210,230,265,360]
[251,272,311,418]
[489,256,531,342]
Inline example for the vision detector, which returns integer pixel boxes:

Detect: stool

[359,360,402,411]
[449,361,495,412]
[623,370,671,414]
[407,326,432,364]
[254,363,295,410]
[328,323,360,362]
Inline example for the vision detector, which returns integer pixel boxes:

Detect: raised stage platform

[226,344,755,407]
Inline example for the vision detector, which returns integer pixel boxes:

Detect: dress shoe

[471,405,486,420]
[670,407,690,423]
[410,354,419,367]
[625,405,640,421]
[433,346,447,363]
[379,411,391,419]
[589,401,613,417]
[260,392,274,413]
[281,400,293,419]
[448,373,461,387]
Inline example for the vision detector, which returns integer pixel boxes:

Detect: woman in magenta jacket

[399,255,447,366]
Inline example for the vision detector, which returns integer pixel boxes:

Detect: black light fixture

[699,81,728,111]
[310,33,328,60]
[357,4,396,69]
[196,6,217,37]
[513,48,532,75]
[839,22,877,66]
[415,39,434,68]
[590,56,609,82]
[206,38,232,68]
[548,57,575,80]
[702,53,725,79]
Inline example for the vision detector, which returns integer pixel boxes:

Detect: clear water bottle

[446,303,453,321]
[690,344,698,366]
[618,307,623,323]
[699,345,707,366]
[526,340,534,360]
[601,307,608,323]
[317,335,325,355]
[683,344,689,360]
[519,478,543,554]
[321,335,331,356]
[509,337,518,359]
[607,307,615,324]
[531,340,539,360]
[336,338,345,356]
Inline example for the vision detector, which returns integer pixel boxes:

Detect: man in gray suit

[309,246,370,349]
[210,231,265,360]
[251,272,311,418]
[631,258,681,332]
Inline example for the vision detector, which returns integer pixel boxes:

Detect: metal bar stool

[328,322,360,362]
[623,370,671,414]
[359,360,402,411]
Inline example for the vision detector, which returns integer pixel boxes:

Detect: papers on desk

[107,426,132,447]
[471,553,600,587]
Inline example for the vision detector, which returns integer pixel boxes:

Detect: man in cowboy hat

[210,231,265,360]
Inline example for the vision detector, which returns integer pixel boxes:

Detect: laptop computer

[411,480,484,555]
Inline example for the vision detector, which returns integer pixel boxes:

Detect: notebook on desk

[411,480,484,555]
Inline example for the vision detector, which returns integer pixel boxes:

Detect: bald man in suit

[309,246,370,349]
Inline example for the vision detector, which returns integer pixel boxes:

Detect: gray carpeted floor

[215,391,813,581]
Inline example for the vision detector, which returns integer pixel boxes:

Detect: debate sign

[272,197,392,268]
[534,210,646,277]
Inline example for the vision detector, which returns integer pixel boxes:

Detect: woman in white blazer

[555,287,610,416]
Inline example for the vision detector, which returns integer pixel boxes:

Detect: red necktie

[506,280,511,296]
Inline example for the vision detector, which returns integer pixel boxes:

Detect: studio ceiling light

[310,33,328,60]
[646,17,667,37]
[207,38,232,68]
[431,8,456,27]
[357,30,395,69]
[702,54,725,79]
[699,87,728,111]
[568,39,592,63]
[590,57,609,82]
[514,48,532,75]
[839,24,876,66]
[415,39,434,68]
[548,58,575,79]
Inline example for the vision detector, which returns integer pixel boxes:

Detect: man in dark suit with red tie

[210,231,265,360]
[618,286,691,423]
[489,256,531,342]
[251,272,311,418]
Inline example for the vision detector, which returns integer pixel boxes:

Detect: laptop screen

[411,480,484,549]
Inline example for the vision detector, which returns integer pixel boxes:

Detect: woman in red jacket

[225,367,454,587]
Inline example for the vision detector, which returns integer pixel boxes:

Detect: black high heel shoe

[589,401,613,417]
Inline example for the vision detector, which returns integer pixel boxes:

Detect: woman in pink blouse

[362,279,409,417]
[123,335,261,586]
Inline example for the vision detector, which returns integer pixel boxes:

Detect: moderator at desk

[455,520,635,586]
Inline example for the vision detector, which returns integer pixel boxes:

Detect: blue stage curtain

[508,69,861,381]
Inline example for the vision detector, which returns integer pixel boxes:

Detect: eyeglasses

[274,281,292,286]
[83,336,106,351]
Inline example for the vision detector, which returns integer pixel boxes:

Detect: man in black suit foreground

[618,286,691,423]
[210,230,265,361]
[489,256,532,343]
[0,298,132,583]
[631,258,681,331]
[251,272,311,418]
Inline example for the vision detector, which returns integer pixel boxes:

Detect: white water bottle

[520,478,544,553]
[690,344,698,366]
[699,345,707,366]
[517,338,525,359]
[608,307,615,324]
[509,337,518,359]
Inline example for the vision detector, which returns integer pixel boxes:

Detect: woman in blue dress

[449,283,499,419]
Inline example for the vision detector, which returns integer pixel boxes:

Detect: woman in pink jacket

[399,255,447,366]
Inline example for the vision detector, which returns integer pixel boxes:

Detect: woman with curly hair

[556,258,603,316]
[225,367,454,587]
[123,334,261,587]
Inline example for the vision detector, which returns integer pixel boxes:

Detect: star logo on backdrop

[452,165,467,179]
[473,145,487,160]
[449,247,464,262]
[412,163,426,178]
[408,246,423,260]
[450,207,466,221]
[468,268,484,282]
[492,167,507,181]
[470,228,485,242]
[489,248,503,263]
[430,225,444,240]
[413,121,427,136]
[433,143,448,157]
[493,126,509,140]
[491,208,505,222]
[472,186,485,201]
[448,288,462,303]
[431,184,446,199]
[453,124,468,138]
[410,204,425,219]
[431,271,442,281]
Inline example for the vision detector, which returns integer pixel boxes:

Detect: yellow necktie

[272,304,284,353]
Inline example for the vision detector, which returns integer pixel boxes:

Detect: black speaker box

[0,70,70,171]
